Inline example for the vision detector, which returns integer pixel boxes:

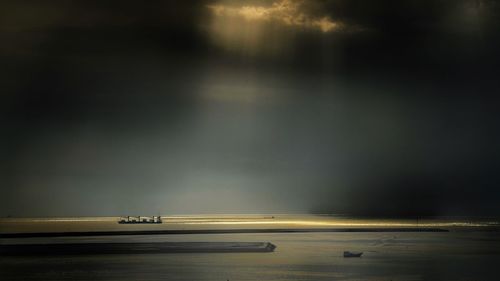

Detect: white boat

[343,251,363,257]
[118,216,162,224]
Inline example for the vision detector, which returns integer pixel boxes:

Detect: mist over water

[3,71,499,217]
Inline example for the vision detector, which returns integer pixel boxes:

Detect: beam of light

[207,0,339,33]
[205,0,347,58]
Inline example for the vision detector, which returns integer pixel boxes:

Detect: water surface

[1,215,499,281]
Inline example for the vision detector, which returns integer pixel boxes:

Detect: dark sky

[1,0,500,217]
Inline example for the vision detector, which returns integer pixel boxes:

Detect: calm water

[1,215,499,281]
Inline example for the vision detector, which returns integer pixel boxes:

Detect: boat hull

[343,251,363,257]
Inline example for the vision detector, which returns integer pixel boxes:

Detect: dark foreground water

[1,216,499,281]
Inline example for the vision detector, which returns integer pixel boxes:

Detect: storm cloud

[1,0,500,217]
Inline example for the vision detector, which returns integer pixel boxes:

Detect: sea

[1,215,499,281]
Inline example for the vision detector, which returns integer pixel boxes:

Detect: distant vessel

[343,251,363,257]
[118,216,162,224]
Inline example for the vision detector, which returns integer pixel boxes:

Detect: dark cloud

[1,0,500,217]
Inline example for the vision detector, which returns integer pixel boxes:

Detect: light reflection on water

[1,232,500,281]
[1,214,499,233]
[1,215,500,281]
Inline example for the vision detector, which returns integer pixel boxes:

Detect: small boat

[343,251,363,257]
[118,216,162,224]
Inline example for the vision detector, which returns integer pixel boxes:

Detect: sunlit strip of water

[172,220,497,227]
[1,215,498,228]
